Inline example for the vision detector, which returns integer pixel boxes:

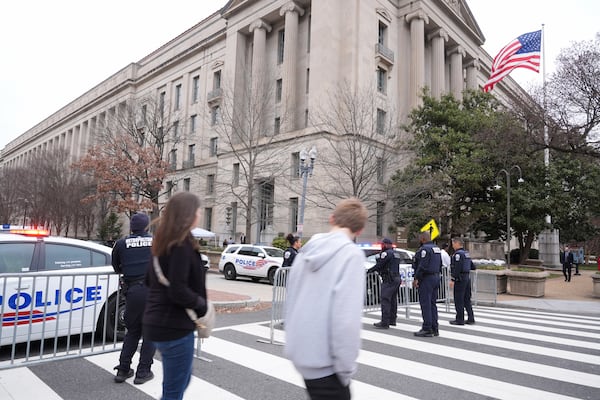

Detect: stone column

[428,28,448,98]
[465,59,480,90]
[448,45,465,100]
[280,1,304,133]
[406,11,429,108]
[249,19,272,91]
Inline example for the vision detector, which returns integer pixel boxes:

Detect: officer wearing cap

[112,213,156,384]
[449,237,475,325]
[368,238,401,329]
[413,231,442,337]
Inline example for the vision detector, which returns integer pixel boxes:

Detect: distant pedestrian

[285,198,368,400]
[368,238,401,329]
[560,246,574,282]
[240,234,247,244]
[111,213,156,385]
[143,192,209,400]
[413,231,442,337]
[282,233,301,267]
[449,238,475,325]
[441,242,451,269]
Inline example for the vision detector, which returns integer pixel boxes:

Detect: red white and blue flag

[483,30,542,92]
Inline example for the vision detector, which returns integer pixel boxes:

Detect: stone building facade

[0,0,527,243]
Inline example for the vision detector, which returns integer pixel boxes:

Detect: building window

[376,108,386,134]
[166,181,174,198]
[187,144,195,166]
[169,149,177,170]
[192,75,199,103]
[233,163,240,187]
[377,67,387,94]
[277,29,285,64]
[274,117,281,135]
[209,137,218,156]
[173,120,179,139]
[378,21,387,46]
[141,104,147,126]
[204,208,213,231]
[190,114,197,132]
[213,70,222,90]
[175,84,182,110]
[376,201,385,237]
[159,91,166,118]
[289,197,299,233]
[276,79,282,103]
[291,152,300,178]
[211,105,221,125]
[307,15,311,53]
[376,157,385,184]
[304,109,309,127]
[306,68,310,93]
[231,201,238,235]
[207,174,215,194]
[183,178,190,192]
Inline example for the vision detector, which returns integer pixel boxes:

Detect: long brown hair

[152,192,201,256]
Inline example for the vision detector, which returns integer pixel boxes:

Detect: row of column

[249,1,304,133]
[406,10,480,107]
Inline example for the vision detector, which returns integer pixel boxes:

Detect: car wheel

[224,263,237,280]
[268,267,278,285]
[97,294,126,341]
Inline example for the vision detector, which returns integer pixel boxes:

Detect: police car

[218,244,284,285]
[0,229,124,346]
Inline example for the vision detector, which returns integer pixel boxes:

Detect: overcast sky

[1,1,598,150]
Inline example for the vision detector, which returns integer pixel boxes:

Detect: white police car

[218,244,284,285]
[0,229,124,346]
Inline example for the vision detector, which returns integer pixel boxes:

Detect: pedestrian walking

[143,192,209,400]
[111,213,156,384]
[282,233,301,267]
[449,237,475,325]
[368,238,401,329]
[285,198,368,400]
[560,246,574,282]
[441,243,451,269]
[413,231,442,337]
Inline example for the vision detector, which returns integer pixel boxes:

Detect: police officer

[283,233,301,267]
[449,237,475,325]
[368,238,402,329]
[112,213,156,384]
[413,231,442,337]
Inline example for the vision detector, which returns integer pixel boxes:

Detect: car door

[235,246,262,277]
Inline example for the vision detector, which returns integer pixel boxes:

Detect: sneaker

[373,322,389,329]
[134,371,154,385]
[114,367,134,383]
[413,329,434,337]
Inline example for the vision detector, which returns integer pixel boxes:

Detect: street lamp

[495,165,524,265]
[298,146,317,238]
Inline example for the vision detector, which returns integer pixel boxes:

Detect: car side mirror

[258,253,266,258]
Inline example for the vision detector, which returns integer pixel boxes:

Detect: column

[406,11,429,108]
[465,59,480,90]
[249,19,272,91]
[448,45,465,100]
[428,28,448,98]
[280,1,304,133]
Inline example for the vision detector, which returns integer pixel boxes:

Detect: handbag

[152,256,215,338]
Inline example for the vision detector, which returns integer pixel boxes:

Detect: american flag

[483,30,542,92]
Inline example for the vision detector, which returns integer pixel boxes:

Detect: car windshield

[263,247,284,258]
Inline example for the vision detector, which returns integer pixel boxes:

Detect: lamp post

[495,165,524,265]
[298,146,317,238]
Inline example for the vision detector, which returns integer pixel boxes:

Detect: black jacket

[111,232,152,283]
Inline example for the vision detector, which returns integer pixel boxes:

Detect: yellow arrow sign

[420,219,440,240]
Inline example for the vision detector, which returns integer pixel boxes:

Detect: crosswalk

[1,305,599,400]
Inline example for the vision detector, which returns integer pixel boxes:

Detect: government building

[0,0,526,243]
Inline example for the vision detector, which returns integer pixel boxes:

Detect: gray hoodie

[284,231,366,386]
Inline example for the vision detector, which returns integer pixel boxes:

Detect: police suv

[218,244,284,285]
[0,229,124,346]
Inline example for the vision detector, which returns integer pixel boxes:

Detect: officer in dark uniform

[112,213,156,384]
[368,238,402,329]
[413,231,442,337]
[449,237,475,325]
[283,233,301,267]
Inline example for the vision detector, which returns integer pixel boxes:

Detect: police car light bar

[10,228,50,237]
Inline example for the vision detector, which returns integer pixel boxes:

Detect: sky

[1,0,599,151]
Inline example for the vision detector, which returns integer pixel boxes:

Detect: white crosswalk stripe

[1,305,598,399]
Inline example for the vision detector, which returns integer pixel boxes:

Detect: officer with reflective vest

[413,231,442,337]
[449,237,475,325]
[368,238,402,329]
[112,213,156,384]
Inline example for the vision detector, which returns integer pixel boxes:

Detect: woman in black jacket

[143,192,207,400]
[282,233,301,267]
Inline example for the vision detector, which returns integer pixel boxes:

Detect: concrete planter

[506,268,549,297]
[593,274,600,298]
[476,269,508,294]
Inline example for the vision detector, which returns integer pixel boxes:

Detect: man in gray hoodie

[285,198,368,400]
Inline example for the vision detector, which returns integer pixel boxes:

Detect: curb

[212,297,262,311]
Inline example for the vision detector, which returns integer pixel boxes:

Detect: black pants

[418,274,440,331]
[305,374,351,400]
[118,283,155,374]
[453,277,474,322]
[380,276,402,325]
[562,264,572,281]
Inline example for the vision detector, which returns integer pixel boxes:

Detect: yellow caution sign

[420,219,440,240]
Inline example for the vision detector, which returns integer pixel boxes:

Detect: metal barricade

[471,270,498,305]
[0,270,123,369]
[260,267,289,345]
